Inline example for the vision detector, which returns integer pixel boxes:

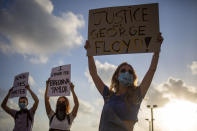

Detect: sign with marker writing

[10,72,29,98]
[48,64,71,96]
[88,3,160,56]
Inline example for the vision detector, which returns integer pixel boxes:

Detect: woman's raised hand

[46,78,50,88]
[84,40,90,50]
[69,82,75,91]
[157,32,164,45]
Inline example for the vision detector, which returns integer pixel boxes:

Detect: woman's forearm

[28,88,39,103]
[1,91,10,109]
[71,89,79,106]
[70,85,79,117]
[45,82,52,114]
[27,86,39,112]
[149,52,160,71]
[140,52,160,97]
[88,56,97,75]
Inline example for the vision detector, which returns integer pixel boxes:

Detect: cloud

[29,56,48,64]
[0,108,15,131]
[188,61,197,75]
[78,100,95,114]
[0,87,8,98]
[0,88,19,131]
[38,88,45,96]
[0,88,20,109]
[145,84,170,107]
[0,0,85,64]
[29,75,35,86]
[73,99,101,131]
[145,77,197,107]
[85,60,117,86]
[58,59,64,66]
[161,78,197,102]
[135,77,197,131]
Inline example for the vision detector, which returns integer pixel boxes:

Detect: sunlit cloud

[0,88,19,130]
[29,75,35,86]
[58,60,64,66]
[85,60,117,86]
[78,100,95,114]
[29,56,48,64]
[0,0,85,64]
[146,77,197,107]
[188,61,197,75]
[0,108,15,131]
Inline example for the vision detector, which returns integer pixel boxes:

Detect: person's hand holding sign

[69,82,75,91]
[158,32,164,43]
[84,40,90,54]
[25,84,30,90]
[152,32,164,62]
[155,32,164,53]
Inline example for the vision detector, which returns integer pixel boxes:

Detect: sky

[0,0,197,131]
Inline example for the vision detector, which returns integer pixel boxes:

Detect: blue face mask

[118,72,134,86]
[19,103,26,110]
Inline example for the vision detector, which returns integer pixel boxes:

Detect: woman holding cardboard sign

[45,80,79,131]
[84,33,163,131]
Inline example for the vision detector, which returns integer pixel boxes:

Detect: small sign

[10,72,29,98]
[48,65,71,96]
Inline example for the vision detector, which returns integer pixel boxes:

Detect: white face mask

[118,72,134,86]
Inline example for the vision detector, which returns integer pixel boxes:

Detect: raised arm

[1,88,14,115]
[140,33,164,98]
[70,82,79,118]
[84,40,105,95]
[26,85,39,113]
[45,79,52,115]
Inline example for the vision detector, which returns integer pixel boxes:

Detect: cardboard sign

[48,64,71,96]
[88,3,160,56]
[10,72,29,98]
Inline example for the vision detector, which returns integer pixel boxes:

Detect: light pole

[145,118,151,131]
[147,105,157,131]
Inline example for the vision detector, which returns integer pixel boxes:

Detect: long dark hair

[56,96,70,113]
[110,62,140,105]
